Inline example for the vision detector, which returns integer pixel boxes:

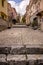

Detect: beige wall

[0,0,8,20]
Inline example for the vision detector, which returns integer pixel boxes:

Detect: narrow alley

[0,27,43,47]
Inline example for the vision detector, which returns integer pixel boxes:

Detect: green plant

[22,16,26,23]
[32,20,38,27]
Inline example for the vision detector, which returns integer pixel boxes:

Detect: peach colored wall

[8,3,17,20]
[40,0,43,11]
[7,3,12,17]
[12,8,17,19]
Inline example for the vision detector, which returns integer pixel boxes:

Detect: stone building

[25,0,43,31]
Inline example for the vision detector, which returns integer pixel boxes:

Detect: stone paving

[0,27,43,47]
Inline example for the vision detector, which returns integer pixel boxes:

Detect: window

[2,0,4,7]
[1,15,4,19]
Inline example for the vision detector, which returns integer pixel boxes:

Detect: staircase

[0,44,43,65]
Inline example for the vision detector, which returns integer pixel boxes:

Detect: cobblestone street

[0,27,43,47]
[0,27,43,65]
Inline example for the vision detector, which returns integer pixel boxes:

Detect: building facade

[0,0,9,30]
[0,0,8,20]
[7,3,12,19]
[25,4,31,25]
[12,8,17,20]
[7,3,13,27]
[8,3,17,25]
[26,0,43,31]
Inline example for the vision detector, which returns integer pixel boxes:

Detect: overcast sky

[8,0,30,16]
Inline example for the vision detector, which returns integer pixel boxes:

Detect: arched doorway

[32,17,38,29]
[12,19,17,24]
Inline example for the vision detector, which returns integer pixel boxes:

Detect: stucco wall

[0,0,8,16]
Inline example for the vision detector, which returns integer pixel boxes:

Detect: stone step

[11,48,43,54]
[7,54,43,61]
[0,54,43,61]
[12,25,29,28]
[0,54,43,65]
[0,47,43,54]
